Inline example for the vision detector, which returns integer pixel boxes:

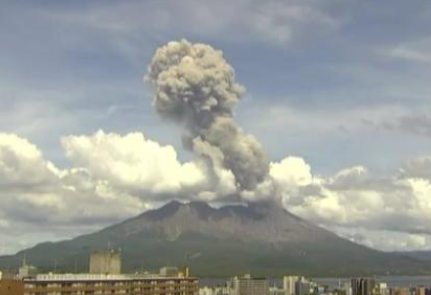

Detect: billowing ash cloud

[145,40,269,191]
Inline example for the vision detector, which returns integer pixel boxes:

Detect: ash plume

[145,40,269,191]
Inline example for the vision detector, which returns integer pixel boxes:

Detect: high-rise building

[231,274,270,295]
[351,278,375,295]
[283,276,300,295]
[295,277,312,295]
[89,250,121,274]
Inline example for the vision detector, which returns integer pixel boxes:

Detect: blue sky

[2,0,431,173]
[1,0,431,253]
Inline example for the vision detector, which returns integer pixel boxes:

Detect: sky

[1,0,431,254]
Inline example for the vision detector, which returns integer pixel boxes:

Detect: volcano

[0,200,428,276]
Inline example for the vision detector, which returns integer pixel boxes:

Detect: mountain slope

[396,251,431,262]
[0,201,429,276]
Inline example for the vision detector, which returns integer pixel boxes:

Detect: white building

[283,276,300,295]
[89,250,121,274]
[231,274,270,295]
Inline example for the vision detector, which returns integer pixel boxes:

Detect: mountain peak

[142,199,291,223]
[140,200,183,220]
[114,199,328,245]
[188,200,213,210]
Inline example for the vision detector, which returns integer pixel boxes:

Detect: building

[351,278,375,295]
[283,276,300,295]
[179,267,189,279]
[199,285,228,295]
[389,288,410,295]
[295,277,312,295]
[0,277,24,295]
[200,286,215,295]
[416,287,430,295]
[378,283,389,295]
[231,274,269,295]
[89,251,121,275]
[270,286,287,295]
[0,249,197,295]
[282,276,314,295]
[18,261,38,279]
[0,273,199,295]
[160,267,179,277]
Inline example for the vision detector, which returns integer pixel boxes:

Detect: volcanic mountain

[0,200,429,276]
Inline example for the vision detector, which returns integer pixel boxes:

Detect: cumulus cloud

[0,129,238,254]
[0,132,149,254]
[0,133,64,217]
[62,130,241,201]
[2,130,431,253]
[62,130,206,195]
[266,156,431,244]
[400,157,431,180]
[337,228,431,252]
[0,133,59,189]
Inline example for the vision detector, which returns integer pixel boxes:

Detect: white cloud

[337,228,431,252]
[62,130,206,195]
[0,130,237,255]
[0,132,149,254]
[2,130,431,254]
[387,38,431,64]
[269,155,431,240]
[270,157,314,187]
[0,133,59,186]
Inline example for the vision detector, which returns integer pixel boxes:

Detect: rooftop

[22,273,196,282]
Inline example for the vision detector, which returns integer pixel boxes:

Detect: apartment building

[0,273,199,295]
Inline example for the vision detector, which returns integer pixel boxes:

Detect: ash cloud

[145,40,269,191]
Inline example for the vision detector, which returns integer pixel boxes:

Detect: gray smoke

[145,40,269,191]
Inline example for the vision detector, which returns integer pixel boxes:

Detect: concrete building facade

[89,251,121,275]
[351,278,376,295]
[283,276,299,295]
[0,273,198,295]
[231,275,269,295]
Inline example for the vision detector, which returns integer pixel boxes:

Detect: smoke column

[145,40,269,191]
